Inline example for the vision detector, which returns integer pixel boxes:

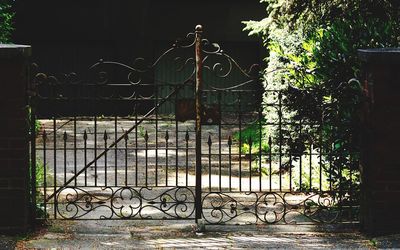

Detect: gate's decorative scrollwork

[201,192,342,224]
[55,187,195,220]
[32,25,358,226]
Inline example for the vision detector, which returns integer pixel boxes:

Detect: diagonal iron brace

[45,80,192,202]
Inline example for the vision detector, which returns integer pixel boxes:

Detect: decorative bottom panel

[201,192,358,225]
[47,187,195,220]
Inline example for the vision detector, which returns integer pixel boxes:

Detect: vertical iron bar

[53,118,57,219]
[289,154,292,192]
[185,130,189,186]
[319,137,322,192]
[165,130,169,186]
[30,106,37,221]
[84,130,87,186]
[259,109,262,192]
[349,153,353,222]
[249,137,252,192]
[329,143,333,191]
[228,136,232,192]
[94,116,97,186]
[268,137,272,191]
[125,133,128,186]
[238,92,242,192]
[74,117,77,186]
[145,130,149,186]
[278,92,282,192]
[194,24,203,222]
[43,131,47,218]
[115,116,118,186]
[339,150,343,221]
[175,89,179,186]
[218,92,222,191]
[135,111,138,186]
[208,135,212,192]
[104,131,108,186]
[309,143,313,192]
[155,82,159,187]
[63,132,67,185]
[319,108,324,192]
[299,121,302,192]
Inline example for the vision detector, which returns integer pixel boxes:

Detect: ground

[3,220,399,249]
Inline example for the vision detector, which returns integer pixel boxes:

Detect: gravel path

[15,220,380,249]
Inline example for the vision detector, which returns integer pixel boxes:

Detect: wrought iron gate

[29,25,359,224]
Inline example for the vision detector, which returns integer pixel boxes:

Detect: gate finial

[195,24,203,32]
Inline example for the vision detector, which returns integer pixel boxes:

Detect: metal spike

[228,135,232,146]
[83,130,87,140]
[43,130,47,141]
[144,130,149,141]
[185,130,189,141]
[248,137,253,146]
[268,136,272,146]
[63,131,67,141]
[103,130,108,140]
[165,130,169,141]
[207,134,212,146]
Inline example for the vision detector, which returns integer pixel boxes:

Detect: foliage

[243,0,400,199]
[29,159,49,218]
[0,1,14,43]
[233,119,269,155]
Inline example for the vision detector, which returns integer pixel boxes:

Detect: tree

[243,0,400,208]
[0,1,14,43]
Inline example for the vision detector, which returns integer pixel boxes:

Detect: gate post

[358,48,400,235]
[194,25,203,223]
[0,45,32,233]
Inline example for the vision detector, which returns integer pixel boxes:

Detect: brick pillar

[358,48,400,235]
[0,45,32,233]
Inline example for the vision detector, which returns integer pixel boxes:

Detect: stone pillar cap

[358,48,400,63]
[0,44,31,58]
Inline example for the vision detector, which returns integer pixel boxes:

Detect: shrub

[243,0,400,199]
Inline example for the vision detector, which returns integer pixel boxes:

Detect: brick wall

[0,45,32,233]
[359,49,400,235]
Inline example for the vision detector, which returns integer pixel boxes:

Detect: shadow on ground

[14,220,400,249]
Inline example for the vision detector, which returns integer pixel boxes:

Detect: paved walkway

[10,220,399,249]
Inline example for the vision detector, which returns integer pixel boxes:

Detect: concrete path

[13,220,400,249]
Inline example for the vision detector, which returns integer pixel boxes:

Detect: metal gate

[29,25,359,224]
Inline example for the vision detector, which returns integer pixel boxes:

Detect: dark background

[14,0,266,73]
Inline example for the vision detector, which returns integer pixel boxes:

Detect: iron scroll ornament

[31,29,261,95]
[31,31,198,102]
[201,192,342,224]
[54,187,195,220]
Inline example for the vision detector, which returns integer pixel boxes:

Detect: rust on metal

[194,24,203,222]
